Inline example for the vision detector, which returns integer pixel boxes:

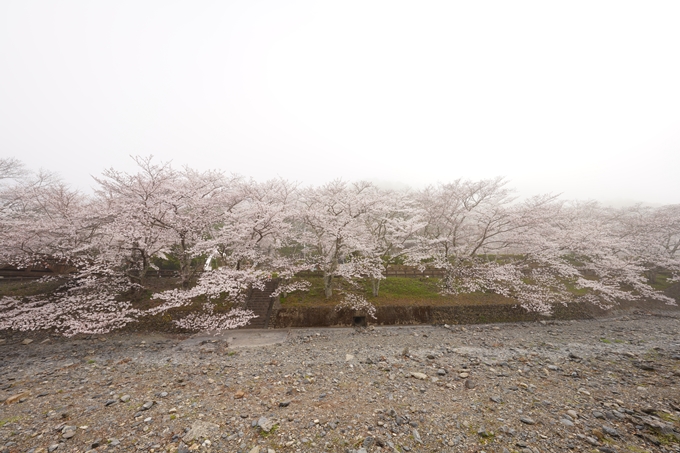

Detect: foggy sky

[1,1,679,204]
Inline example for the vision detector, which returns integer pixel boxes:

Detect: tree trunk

[646,268,658,284]
[136,250,149,286]
[371,278,380,297]
[179,257,190,288]
[323,272,333,299]
[178,237,191,288]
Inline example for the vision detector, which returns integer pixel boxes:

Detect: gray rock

[184,420,220,442]
[437,369,446,375]
[279,400,291,407]
[140,401,154,411]
[520,416,536,425]
[199,343,216,353]
[62,425,76,439]
[120,394,130,403]
[490,395,502,403]
[585,436,599,446]
[597,447,617,453]
[560,418,574,427]
[478,427,493,437]
[465,379,476,389]
[602,425,619,437]
[593,411,605,419]
[257,416,276,433]
[48,445,59,452]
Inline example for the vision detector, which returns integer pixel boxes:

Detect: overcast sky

[1,1,679,204]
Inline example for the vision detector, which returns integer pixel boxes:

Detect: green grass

[258,424,279,437]
[654,431,680,445]
[5,267,676,319]
[599,338,624,344]
[658,411,678,423]
[626,446,652,453]
[650,271,675,291]
[0,417,20,428]
[0,279,65,298]
[366,277,441,299]
[564,280,591,296]
[279,276,517,307]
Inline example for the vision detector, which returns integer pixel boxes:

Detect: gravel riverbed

[1,311,679,453]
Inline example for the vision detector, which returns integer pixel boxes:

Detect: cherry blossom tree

[616,203,680,283]
[361,190,424,296]
[1,160,678,334]
[334,293,377,320]
[438,199,678,314]
[411,177,518,262]
[0,169,99,271]
[148,178,304,330]
[294,180,385,299]
[145,167,228,287]
[0,165,140,335]
[407,177,529,295]
[202,178,298,270]
[650,204,680,278]
[92,156,179,286]
[0,157,27,182]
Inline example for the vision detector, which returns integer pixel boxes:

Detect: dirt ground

[1,309,679,453]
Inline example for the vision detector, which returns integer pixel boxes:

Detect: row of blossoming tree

[1,156,678,335]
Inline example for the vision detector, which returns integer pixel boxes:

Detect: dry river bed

[1,311,680,453]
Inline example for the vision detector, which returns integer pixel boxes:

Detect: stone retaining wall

[270,302,599,328]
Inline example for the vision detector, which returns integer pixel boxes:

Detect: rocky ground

[1,311,679,453]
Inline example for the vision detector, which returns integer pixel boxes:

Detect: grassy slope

[0,279,66,298]
[2,271,676,310]
[279,276,517,307]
